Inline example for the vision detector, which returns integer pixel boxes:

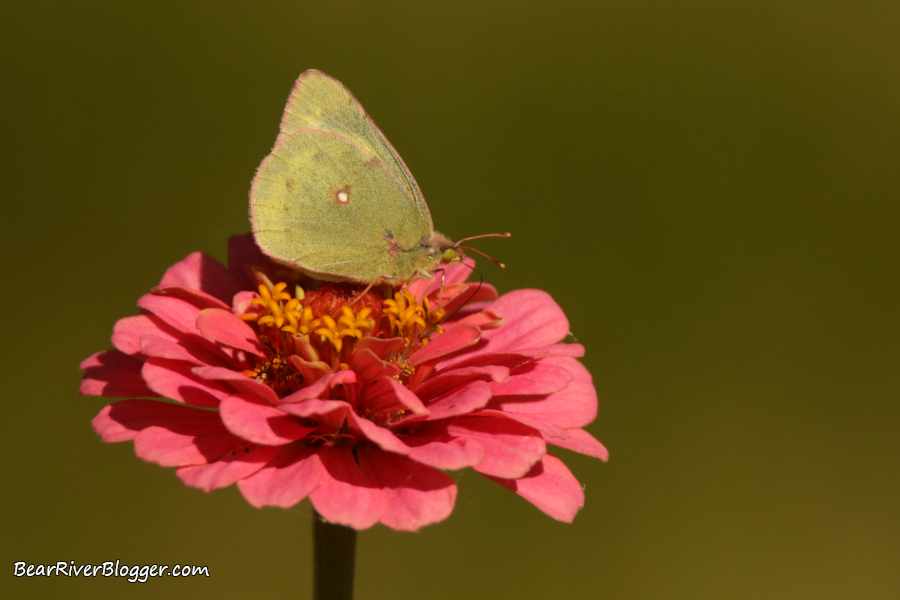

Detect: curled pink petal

[361,449,457,531]
[485,454,585,522]
[310,446,388,530]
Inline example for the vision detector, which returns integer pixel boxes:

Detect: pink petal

[445,416,546,479]
[156,251,241,305]
[92,399,205,442]
[475,409,570,440]
[136,294,237,364]
[349,348,401,382]
[485,454,585,522]
[344,412,411,455]
[278,398,351,431]
[363,377,429,415]
[289,356,332,386]
[409,323,481,366]
[80,350,158,398]
[407,258,477,298]
[231,290,260,317]
[360,449,456,531]
[452,309,503,330]
[151,285,230,311]
[356,336,407,358]
[416,380,492,420]
[400,423,485,470]
[438,282,499,316]
[177,444,281,492]
[491,362,573,396]
[543,427,609,461]
[478,289,569,351]
[137,292,208,335]
[111,314,176,356]
[309,445,388,530]
[192,366,280,405]
[227,233,270,292]
[139,334,225,367]
[134,421,242,467]
[219,395,315,446]
[279,369,358,403]
[412,364,510,401]
[142,358,229,407]
[196,308,265,356]
[489,357,597,429]
[237,444,325,508]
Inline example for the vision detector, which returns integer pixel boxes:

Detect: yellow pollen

[244,282,308,335]
[384,290,444,338]
[314,306,375,353]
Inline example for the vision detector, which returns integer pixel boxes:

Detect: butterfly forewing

[250,128,433,283]
[277,70,431,229]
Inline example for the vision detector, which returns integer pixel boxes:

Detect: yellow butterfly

[250,70,507,287]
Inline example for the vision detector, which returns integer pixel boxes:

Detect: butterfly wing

[276,70,433,230]
[250,128,433,283]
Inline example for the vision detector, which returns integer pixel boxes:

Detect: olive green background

[3,1,898,598]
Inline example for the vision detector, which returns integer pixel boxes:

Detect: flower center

[239,282,444,397]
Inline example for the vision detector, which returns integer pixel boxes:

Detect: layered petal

[309,445,388,529]
[156,251,241,305]
[238,444,325,508]
[80,350,157,398]
[444,416,546,479]
[485,454,585,523]
[361,449,457,531]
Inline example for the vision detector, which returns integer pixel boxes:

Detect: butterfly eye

[441,248,458,263]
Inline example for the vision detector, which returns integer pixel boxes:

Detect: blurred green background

[3,1,899,598]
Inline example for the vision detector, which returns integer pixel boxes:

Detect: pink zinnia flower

[80,234,608,531]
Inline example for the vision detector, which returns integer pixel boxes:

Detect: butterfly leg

[349,280,378,305]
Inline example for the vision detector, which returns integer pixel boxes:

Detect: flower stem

[313,510,357,600]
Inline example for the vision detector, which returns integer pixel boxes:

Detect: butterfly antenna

[457,246,505,269]
[455,232,512,244]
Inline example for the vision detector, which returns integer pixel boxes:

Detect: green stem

[313,510,357,600]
